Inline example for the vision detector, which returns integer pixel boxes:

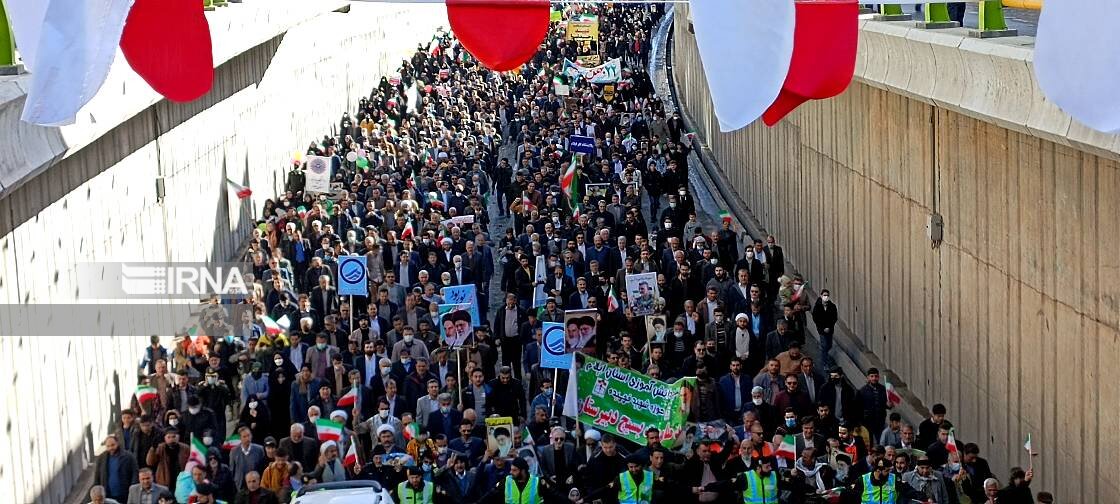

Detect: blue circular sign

[340,258,366,284]
[543,325,566,356]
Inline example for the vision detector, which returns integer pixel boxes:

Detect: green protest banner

[569,353,693,446]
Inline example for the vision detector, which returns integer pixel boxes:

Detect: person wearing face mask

[180,396,218,442]
[265,355,294,440]
[425,393,462,439]
[196,368,233,443]
[811,289,839,370]
[392,327,430,363]
[304,333,339,380]
[239,393,273,445]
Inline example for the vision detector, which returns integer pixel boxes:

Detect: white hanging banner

[690,0,796,132]
[9,0,136,125]
[1035,0,1120,133]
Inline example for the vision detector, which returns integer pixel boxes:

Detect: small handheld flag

[338,387,359,408]
[221,433,239,450]
[343,439,359,467]
[775,434,796,460]
[226,178,252,200]
[316,418,345,442]
[607,285,621,313]
[135,385,158,404]
[188,435,208,467]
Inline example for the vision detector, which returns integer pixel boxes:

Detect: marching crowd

[89,3,1051,504]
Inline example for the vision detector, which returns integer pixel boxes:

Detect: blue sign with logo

[569,135,596,155]
[540,322,572,369]
[337,255,368,296]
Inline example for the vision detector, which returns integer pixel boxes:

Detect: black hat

[873,458,890,470]
[626,453,646,465]
[264,436,278,447]
[511,458,530,471]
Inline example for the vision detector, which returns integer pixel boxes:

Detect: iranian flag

[884,379,902,408]
[135,385,158,404]
[277,315,291,331]
[226,178,252,200]
[343,439,359,467]
[403,422,421,442]
[401,220,415,240]
[946,429,959,455]
[775,434,797,460]
[221,433,239,450]
[316,418,345,442]
[260,315,282,335]
[607,284,621,313]
[561,154,579,202]
[337,387,359,408]
[188,435,208,467]
[720,210,732,225]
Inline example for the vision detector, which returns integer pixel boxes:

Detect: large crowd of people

[89,3,1051,504]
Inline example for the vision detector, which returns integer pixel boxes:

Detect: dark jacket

[94,450,139,498]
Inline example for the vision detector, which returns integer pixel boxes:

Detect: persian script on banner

[570,353,694,446]
[564,58,622,84]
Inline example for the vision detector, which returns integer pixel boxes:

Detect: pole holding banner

[551,368,560,418]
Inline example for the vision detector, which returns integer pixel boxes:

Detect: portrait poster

[625,272,659,316]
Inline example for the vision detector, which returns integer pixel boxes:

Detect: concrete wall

[0,2,447,502]
[674,8,1119,502]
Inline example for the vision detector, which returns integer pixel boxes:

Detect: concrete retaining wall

[674,7,1119,502]
[0,2,446,502]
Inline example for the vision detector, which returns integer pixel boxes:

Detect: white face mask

[752,398,763,406]
[249,401,258,409]
[822,296,830,302]
[188,406,200,415]
[203,436,213,445]
[381,366,392,375]
[168,419,179,426]
[379,410,389,419]
[403,335,414,344]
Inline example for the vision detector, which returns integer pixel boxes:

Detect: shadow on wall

[14,37,286,504]
[0,33,284,240]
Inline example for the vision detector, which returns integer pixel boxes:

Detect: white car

[291,480,394,504]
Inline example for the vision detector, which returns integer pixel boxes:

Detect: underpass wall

[0,3,447,502]
[674,8,1119,502]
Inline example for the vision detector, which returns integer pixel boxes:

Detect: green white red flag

[884,378,902,407]
[316,418,345,442]
[337,387,359,408]
[607,284,621,313]
[135,385,158,404]
[260,315,282,335]
[343,439,359,467]
[188,435,208,467]
[226,178,252,199]
[222,433,239,450]
[775,434,796,460]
